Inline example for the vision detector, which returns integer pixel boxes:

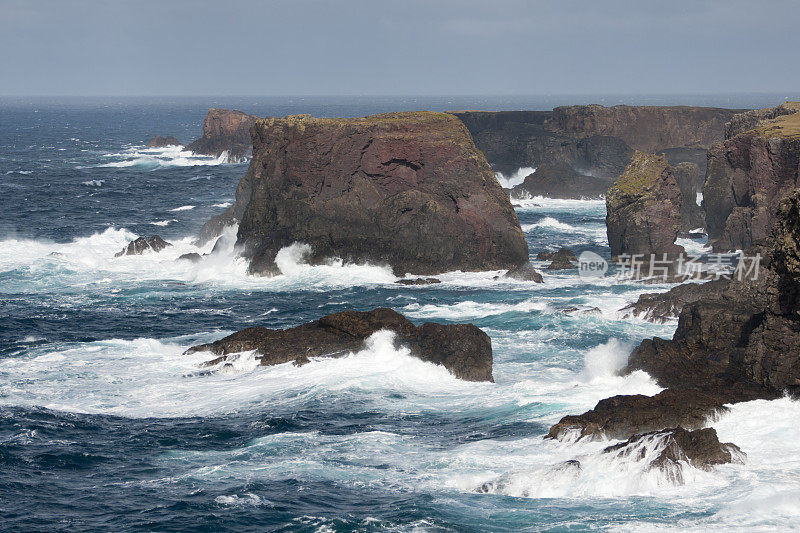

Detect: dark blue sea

[1,95,798,532]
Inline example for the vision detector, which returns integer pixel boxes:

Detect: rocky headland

[203,111,534,277]
[186,308,494,382]
[704,102,800,251]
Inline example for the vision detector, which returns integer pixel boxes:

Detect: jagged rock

[395,278,441,285]
[625,190,800,402]
[672,162,705,232]
[177,252,203,263]
[509,163,610,200]
[185,308,494,382]
[619,280,727,323]
[505,262,544,282]
[146,135,182,148]
[547,389,728,442]
[114,236,172,257]
[224,112,529,276]
[603,427,744,481]
[704,103,800,251]
[606,152,685,259]
[185,108,259,161]
[546,248,578,270]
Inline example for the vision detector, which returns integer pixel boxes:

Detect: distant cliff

[184,108,260,161]
[452,105,741,204]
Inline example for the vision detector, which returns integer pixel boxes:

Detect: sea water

[1,96,798,531]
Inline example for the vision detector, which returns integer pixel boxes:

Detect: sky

[1,0,799,96]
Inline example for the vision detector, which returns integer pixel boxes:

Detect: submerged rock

[603,427,744,483]
[114,235,172,257]
[177,252,203,263]
[146,135,182,148]
[505,262,544,282]
[185,308,494,382]
[395,278,442,285]
[184,108,259,161]
[546,248,578,270]
[606,152,684,259]
[225,112,529,276]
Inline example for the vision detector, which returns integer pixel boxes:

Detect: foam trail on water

[88,145,238,169]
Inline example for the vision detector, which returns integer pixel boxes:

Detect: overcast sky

[2,0,798,96]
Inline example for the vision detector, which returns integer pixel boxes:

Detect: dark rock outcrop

[509,163,609,199]
[545,248,578,269]
[185,108,260,161]
[146,135,182,148]
[222,112,529,276]
[177,252,203,263]
[186,308,494,382]
[547,389,728,442]
[114,236,172,257]
[505,262,544,282]
[704,103,800,251]
[626,190,800,402]
[395,277,441,285]
[606,152,684,258]
[619,280,727,323]
[603,427,744,478]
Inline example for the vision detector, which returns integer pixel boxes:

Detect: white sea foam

[495,166,536,189]
[170,205,195,212]
[212,202,232,208]
[150,219,177,227]
[82,179,104,187]
[0,226,396,292]
[91,145,236,169]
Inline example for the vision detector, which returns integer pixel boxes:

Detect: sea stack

[184,108,260,161]
[213,111,531,277]
[605,151,684,258]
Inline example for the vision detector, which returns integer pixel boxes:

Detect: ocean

[1,95,798,532]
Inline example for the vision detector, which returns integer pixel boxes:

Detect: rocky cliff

[184,108,260,161]
[605,152,684,258]
[704,103,800,251]
[549,105,739,153]
[453,105,740,201]
[214,111,530,276]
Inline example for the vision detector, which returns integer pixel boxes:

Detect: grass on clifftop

[607,151,669,202]
[753,106,800,139]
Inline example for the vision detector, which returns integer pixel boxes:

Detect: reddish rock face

[233,112,530,276]
[704,103,800,251]
[184,108,259,160]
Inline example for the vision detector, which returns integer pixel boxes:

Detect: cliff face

[184,108,260,161]
[704,104,800,251]
[548,105,740,152]
[453,105,740,201]
[230,112,529,276]
[605,152,684,258]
